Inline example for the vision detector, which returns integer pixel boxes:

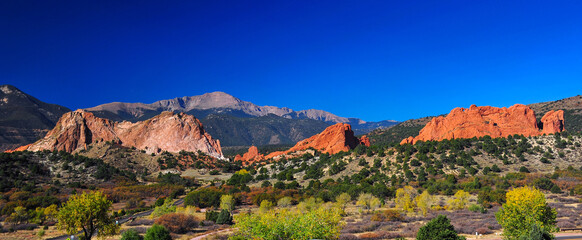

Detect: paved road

[557,234,582,240]
[47,198,185,240]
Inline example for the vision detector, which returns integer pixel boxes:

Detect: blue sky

[1,1,581,122]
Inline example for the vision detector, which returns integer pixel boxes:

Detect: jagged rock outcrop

[234,146,264,165]
[359,135,371,147]
[401,104,565,145]
[20,110,223,158]
[541,110,565,134]
[265,123,366,159]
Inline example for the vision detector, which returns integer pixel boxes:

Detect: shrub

[144,224,171,240]
[121,229,144,240]
[205,211,219,222]
[184,187,222,208]
[277,196,293,208]
[476,227,492,235]
[370,210,404,222]
[154,197,165,207]
[216,209,233,225]
[416,215,466,240]
[154,213,198,234]
[259,200,273,213]
[550,185,562,194]
[468,204,487,214]
[150,198,176,218]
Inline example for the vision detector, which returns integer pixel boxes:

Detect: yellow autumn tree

[335,193,351,211]
[57,191,119,240]
[415,190,433,216]
[495,186,557,240]
[233,203,344,240]
[395,186,417,213]
[220,194,235,212]
[356,193,381,214]
[447,190,470,210]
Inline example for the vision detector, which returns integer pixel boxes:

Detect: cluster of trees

[232,200,343,240]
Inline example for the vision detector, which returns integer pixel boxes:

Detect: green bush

[121,229,144,240]
[468,204,487,214]
[205,210,219,222]
[416,215,466,240]
[150,198,175,218]
[184,187,222,208]
[216,209,233,225]
[144,224,171,240]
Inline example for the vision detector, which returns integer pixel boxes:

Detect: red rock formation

[541,110,565,134]
[265,123,365,159]
[19,110,223,158]
[359,135,371,147]
[401,104,565,144]
[4,144,31,153]
[234,146,264,165]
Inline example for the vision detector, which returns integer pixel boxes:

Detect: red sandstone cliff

[265,123,365,159]
[20,110,223,158]
[541,110,565,134]
[401,104,565,145]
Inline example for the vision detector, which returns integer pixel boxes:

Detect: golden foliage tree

[495,186,557,240]
[395,186,417,213]
[415,190,433,216]
[57,191,119,240]
[277,196,293,208]
[356,193,381,214]
[335,193,351,211]
[447,190,470,210]
[220,194,235,211]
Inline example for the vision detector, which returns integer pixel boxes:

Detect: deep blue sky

[1,1,581,121]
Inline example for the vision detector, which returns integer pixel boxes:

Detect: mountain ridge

[85,91,398,146]
[0,85,71,151]
[85,91,397,126]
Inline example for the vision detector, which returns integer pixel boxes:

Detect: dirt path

[190,228,231,240]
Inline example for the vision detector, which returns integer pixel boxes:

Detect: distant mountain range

[85,91,399,146]
[0,86,398,150]
[0,85,70,151]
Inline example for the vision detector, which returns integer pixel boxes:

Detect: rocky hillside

[19,110,224,159]
[401,104,564,144]
[200,114,330,146]
[85,92,398,146]
[0,85,71,151]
